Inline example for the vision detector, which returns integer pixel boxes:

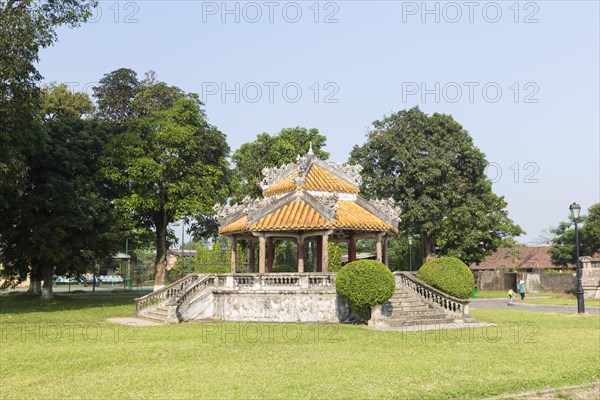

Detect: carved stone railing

[135,273,338,321]
[134,273,200,314]
[170,275,217,308]
[224,273,335,289]
[395,272,470,318]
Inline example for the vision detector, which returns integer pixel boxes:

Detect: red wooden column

[267,237,274,273]
[348,233,357,263]
[248,241,255,273]
[230,235,237,274]
[321,234,329,273]
[375,233,383,263]
[297,236,305,273]
[382,236,389,267]
[316,237,323,272]
[258,235,266,273]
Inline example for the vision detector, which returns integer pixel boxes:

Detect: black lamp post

[408,236,413,272]
[569,202,585,314]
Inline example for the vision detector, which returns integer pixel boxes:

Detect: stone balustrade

[134,273,200,313]
[395,272,470,318]
[135,273,337,316]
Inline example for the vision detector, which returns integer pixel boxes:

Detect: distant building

[470,246,574,272]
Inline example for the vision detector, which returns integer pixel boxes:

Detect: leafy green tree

[0,88,122,299]
[549,203,600,266]
[92,67,140,122]
[0,0,95,222]
[100,77,230,289]
[39,82,94,120]
[231,127,329,200]
[350,107,523,264]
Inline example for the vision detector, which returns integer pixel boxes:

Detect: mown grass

[1,292,599,399]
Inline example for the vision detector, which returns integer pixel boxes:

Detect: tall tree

[0,0,95,217]
[92,68,140,122]
[0,1,98,297]
[0,87,122,299]
[231,127,329,201]
[549,203,600,266]
[100,78,230,289]
[350,107,523,264]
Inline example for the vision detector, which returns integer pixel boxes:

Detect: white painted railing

[396,272,470,318]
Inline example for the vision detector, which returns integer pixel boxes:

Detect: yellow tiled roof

[218,200,397,234]
[262,164,359,196]
[334,202,398,233]
[252,199,329,230]
[262,174,296,196]
[220,215,250,234]
[304,165,359,193]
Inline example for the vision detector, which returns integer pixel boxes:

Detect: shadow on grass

[0,291,149,315]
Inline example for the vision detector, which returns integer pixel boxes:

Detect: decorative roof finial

[307,142,314,156]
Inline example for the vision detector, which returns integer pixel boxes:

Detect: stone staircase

[381,284,459,327]
[140,305,170,324]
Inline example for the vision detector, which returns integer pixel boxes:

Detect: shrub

[335,260,396,316]
[200,265,229,274]
[416,257,474,299]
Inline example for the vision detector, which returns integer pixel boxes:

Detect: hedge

[335,260,396,312]
[416,256,474,299]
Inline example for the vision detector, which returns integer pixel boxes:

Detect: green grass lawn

[1,292,599,399]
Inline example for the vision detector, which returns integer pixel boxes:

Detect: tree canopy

[549,203,600,266]
[99,71,230,288]
[0,86,122,299]
[350,107,523,265]
[230,127,329,201]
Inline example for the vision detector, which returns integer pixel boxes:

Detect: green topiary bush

[416,256,474,299]
[335,260,396,317]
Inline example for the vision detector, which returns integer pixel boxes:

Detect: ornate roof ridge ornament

[260,162,297,189]
[213,197,248,226]
[323,160,363,187]
[356,196,401,227]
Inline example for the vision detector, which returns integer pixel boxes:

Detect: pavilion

[213,148,401,273]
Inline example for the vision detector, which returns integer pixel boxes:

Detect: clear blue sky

[38,0,599,245]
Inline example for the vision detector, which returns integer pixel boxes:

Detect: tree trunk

[27,263,42,296]
[153,210,169,291]
[41,263,54,300]
[422,233,436,263]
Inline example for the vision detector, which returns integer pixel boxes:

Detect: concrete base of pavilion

[135,272,471,327]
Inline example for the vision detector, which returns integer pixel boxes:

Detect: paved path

[471,298,600,315]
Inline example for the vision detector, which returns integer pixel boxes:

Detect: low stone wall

[581,257,600,299]
[474,270,516,291]
[474,270,575,293]
[211,289,353,323]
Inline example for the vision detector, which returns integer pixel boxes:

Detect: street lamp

[569,202,585,314]
[408,236,413,272]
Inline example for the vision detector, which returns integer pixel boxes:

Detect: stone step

[139,313,167,323]
[387,301,429,307]
[385,315,455,324]
[385,318,457,327]
[392,308,446,315]
[148,308,168,316]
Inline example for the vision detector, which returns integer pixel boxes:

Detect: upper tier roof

[260,150,362,196]
[214,149,401,236]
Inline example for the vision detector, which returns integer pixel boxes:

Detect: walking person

[518,280,525,301]
[508,288,515,305]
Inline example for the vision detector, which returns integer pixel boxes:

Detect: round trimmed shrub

[335,260,396,309]
[416,256,474,299]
